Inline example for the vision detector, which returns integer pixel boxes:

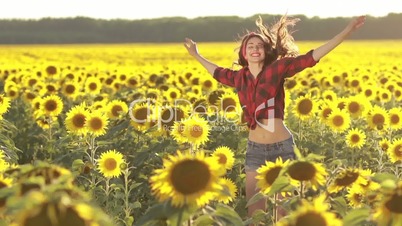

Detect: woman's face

[244,36,265,64]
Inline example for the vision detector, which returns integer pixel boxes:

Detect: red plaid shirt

[213,50,318,130]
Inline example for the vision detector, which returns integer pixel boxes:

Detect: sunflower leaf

[266,175,291,196]
[192,215,215,226]
[246,192,265,207]
[342,208,370,226]
[213,203,244,226]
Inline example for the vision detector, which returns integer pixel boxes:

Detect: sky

[2,0,402,20]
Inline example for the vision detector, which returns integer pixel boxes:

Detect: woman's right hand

[184,38,199,57]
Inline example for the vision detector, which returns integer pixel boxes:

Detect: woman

[184,14,366,221]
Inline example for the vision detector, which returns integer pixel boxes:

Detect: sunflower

[149,150,222,207]
[387,138,402,163]
[65,104,90,136]
[256,157,295,195]
[36,115,58,130]
[0,174,13,189]
[106,99,128,120]
[345,187,365,208]
[329,73,344,88]
[40,94,64,117]
[145,88,161,101]
[164,87,182,103]
[344,95,370,119]
[84,77,102,95]
[218,90,241,120]
[327,167,368,194]
[97,149,125,178]
[129,102,155,132]
[126,74,142,89]
[366,105,389,131]
[22,90,37,104]
[292,93,318,121]
[85,110,109,137]
[317,100,335,124]
[361,84,378,101]
[181,115,210,148]
[5,85,20,100]
[211,146,235,174]
[278,194,342,226]
[215,177,237,204]
[372,181,402,226]
[379,138,391,153]
[61,81,80,100]
[0,94,11,115]
[170,119,189,144]
[345,127,366,149]
[326,108,351,133]
[43,82,60,95]
[191,85,203,96]
[347,76,363,93]
[376,87,393,103]
[200,76,218,92]
[158,105,188,133]
[192,97,212,115]
[207,89,225,107]
[321,90,338,102]
[393,86,402,101]
[286,160,327,191]
[388,107,402,131]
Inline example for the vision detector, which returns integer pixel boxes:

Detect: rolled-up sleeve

[282,50,319,78]
[213,67,237,87]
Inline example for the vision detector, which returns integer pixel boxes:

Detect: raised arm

[312,15,366,61]
[184,38,219,75]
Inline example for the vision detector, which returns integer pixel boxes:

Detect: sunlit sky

[3,0,402,20]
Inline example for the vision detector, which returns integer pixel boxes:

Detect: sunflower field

[0,40,402,226]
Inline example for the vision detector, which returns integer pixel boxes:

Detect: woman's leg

[246,170,266,222]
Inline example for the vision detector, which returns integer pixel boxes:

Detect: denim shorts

[245,136,296,172]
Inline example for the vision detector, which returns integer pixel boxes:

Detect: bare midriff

[248,118,292,144]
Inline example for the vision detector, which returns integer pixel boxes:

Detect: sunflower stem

[300,181,304,199]
[273,193,278,223]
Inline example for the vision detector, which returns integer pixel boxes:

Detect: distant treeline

[0,13,401,44]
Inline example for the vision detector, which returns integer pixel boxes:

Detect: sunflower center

[285,79,297,89]
[222,98,236,112]
[46,85,56,92]
[322,108,332,119]
[385,194,402,213]
[27,92,36,100]
[189,125,203,138]
[332,115,344,127]
[298,99,313,115]
[134,107,149,124]
[171,160,210,195]
[288,162,316,181]
[295,212,327,226]
[351,134,360,143]
[372,114,385,126]
[208,90,224,106]
[112,105,123,117]
[65,84,76,94]
[28,78,38,86]
[45,100,57,111]
[350,80,359,87]
[393,144,402,157]
[128,78,138,86]
[217,154,227,165]
[89,83,98,91]
[72,114,86,128]
[364,89,373,97]
[390,114,400,125]
[335,171,358,186]
[333,75,341,83]
[382,93,389,99]
[104,158,118,171]
[265,166,282,185]
[170,92,178,99]
[348,102,360,114]
[89,118,103,130]
[193,100,207,114]
[203,80,212,88]
[147,93,157,99]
